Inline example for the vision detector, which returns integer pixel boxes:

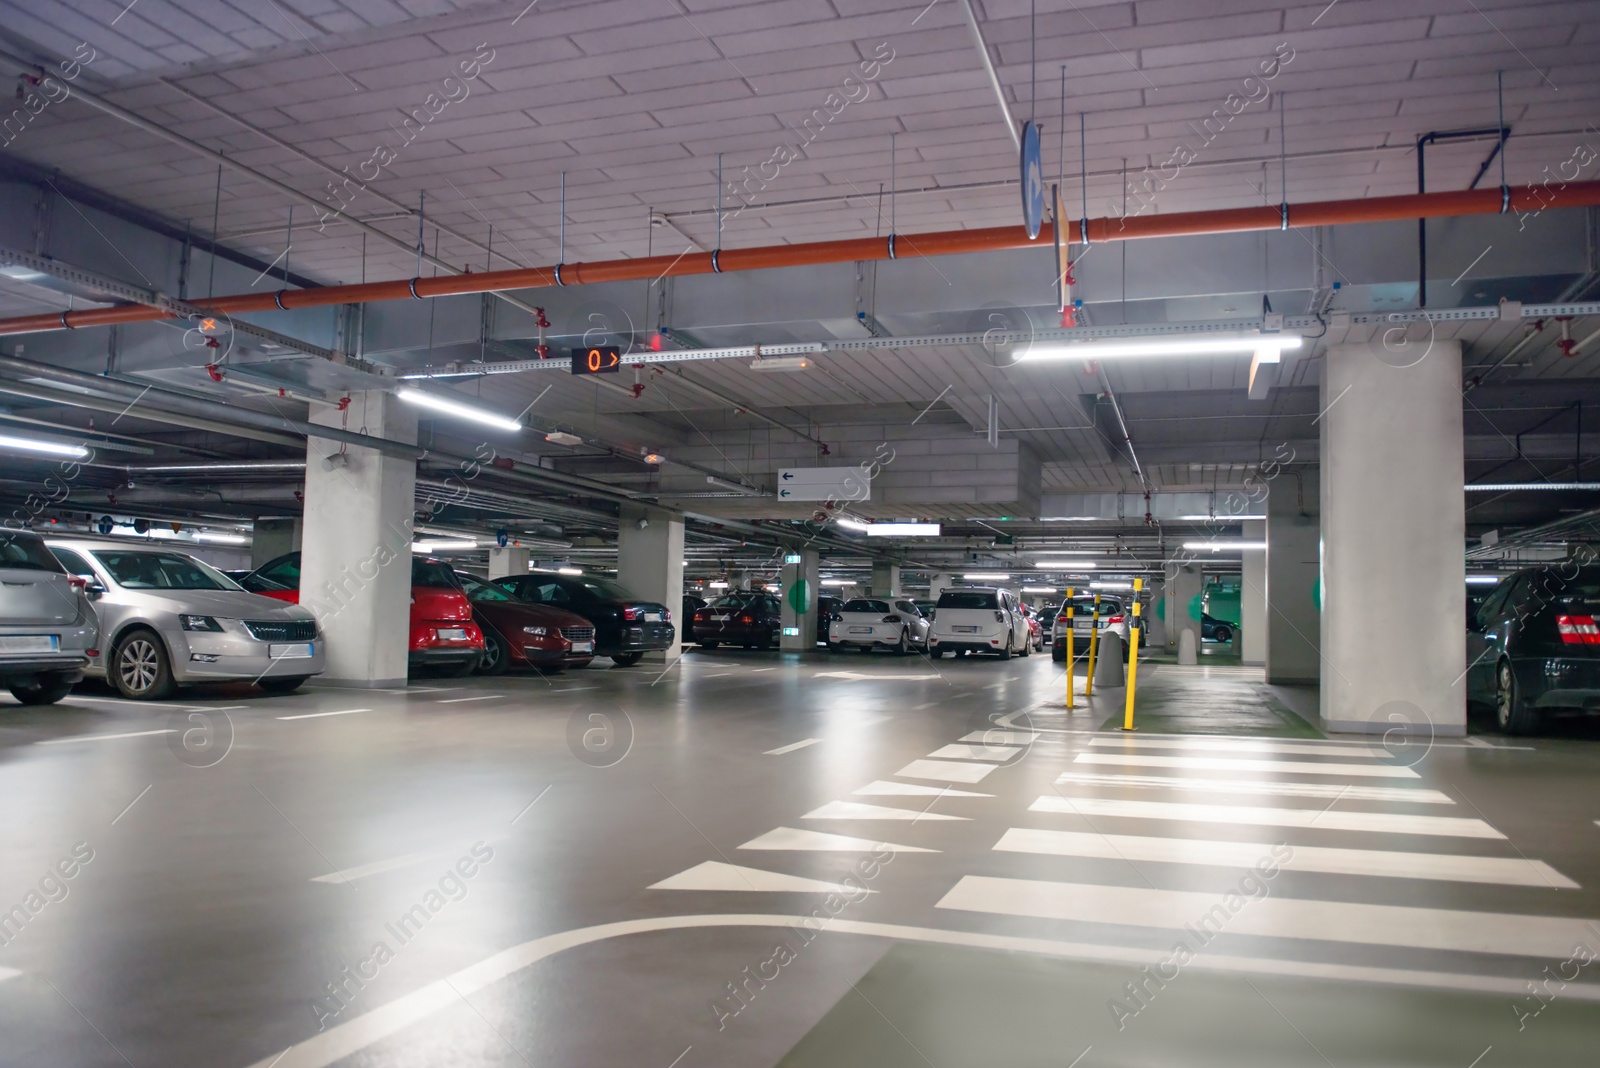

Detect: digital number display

[570,346,621,375]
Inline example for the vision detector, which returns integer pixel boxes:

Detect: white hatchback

[927,587,1031,659]
[827,597,929,654]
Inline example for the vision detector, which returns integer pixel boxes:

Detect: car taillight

[1556,615,1600,644]
[739,613,754,624]
[994,611,1005,622]
[1106,615,1125,624]
[623,606,640,621]
[663,608,672,622]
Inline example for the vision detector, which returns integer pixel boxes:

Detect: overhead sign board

[777,467,871,502]
[570,346,621,375]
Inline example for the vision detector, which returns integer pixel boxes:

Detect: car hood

[477,601,592,629]
[125,588,314,620]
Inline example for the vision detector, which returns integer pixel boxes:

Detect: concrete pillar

[1164,564,1202,652]
[1266,469,1321,685]
[928,572,955,599]
[727,568,750,591]
[1321,340,1465,735]
[1143,582,1167,648]
[870,562,900,598]
[299,391,417,688]
[617,504,684,665]
[487,546,530,580]
[779,549,821,652]
[1241,519,1266,666]
[250,517,301,569]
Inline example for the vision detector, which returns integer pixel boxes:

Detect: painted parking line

[648,860,876,894]
[765,738,822,755]
[277,708,370,721]
[0,966,19,984]
[37,728,174,745]
[1075,753,1420,779]
[853,780,992,799]
[739,827,938,853]
[703,672,734,678]
[803,800,967,821]
[896,758,999,783]
[994,828,1575,888]
[958,730,1040,744]
[1054,771,1455,805]
[1087,736,1389,759]
[437,695,502,704]
[1029,796,1504,839]
[311,852,432,885]
[547,686,595,693]
[926,743,1022,762]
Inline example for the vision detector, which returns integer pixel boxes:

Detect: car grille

[561,626,595,642]
[244,619,316,642]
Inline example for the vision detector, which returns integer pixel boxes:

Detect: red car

[241,552,485,675]
[1022,605,1045,652]
[454,571,595,673]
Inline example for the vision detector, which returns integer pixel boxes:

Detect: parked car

[242,551,484,676]
[1467,564,1600,734]
[494,572,672,666]
[1038,602,1061,642]
[816,594,839,645]
[1201,612,1237,643]
[452,571,594,674]
[1,531,99,705]
[913,599,938,620]
[1021,605,1044,651]
[1051,595,1143,661]
[927,587,1031,659]
[694,592,782,649]
[683,594,707,643]
[827,597,929,653]
[46,539,323,698]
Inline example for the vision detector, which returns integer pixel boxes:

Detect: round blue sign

[1019,121,1044,240]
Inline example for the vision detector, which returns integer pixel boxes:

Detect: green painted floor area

[777,942,1596,1067]
[1079,662,1324,738]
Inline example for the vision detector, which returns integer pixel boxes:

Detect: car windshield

[457,573,513,602]
[842,599,892,614]
[937,590,998,610]
[578,575,641,601]
[0,533,65,573]
[93,550,242,591]
[412,559,460,588]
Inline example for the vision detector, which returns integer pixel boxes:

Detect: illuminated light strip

[1465,482,1600,491]
[1014,335,1303,362]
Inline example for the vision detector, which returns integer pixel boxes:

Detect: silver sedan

[46,539,324,699]
[827,597,930,654]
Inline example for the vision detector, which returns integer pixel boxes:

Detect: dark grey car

[0,530,99,704]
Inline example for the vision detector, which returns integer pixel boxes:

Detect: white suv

[927,587,1030,659]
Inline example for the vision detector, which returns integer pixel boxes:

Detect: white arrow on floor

[648,860,877,893]
[739,827,938,853]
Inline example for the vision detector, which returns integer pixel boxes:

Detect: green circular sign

[787,578,810,614]
[1186,594,1204,623]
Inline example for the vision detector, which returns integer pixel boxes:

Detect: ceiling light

[396,388,522,432]
[708,580,729,589]
[705,475,764,496]
[1033,560,1098,569]
[412,540,477,553]
[1016,335,1303,363]
[764,584,780,591]
[1465,575,1502,585]
[644,452,664,464]
[545,431,583,446]
[192,532,248,544]
[820,578,855,586]
[1021,586,1056,593]
[557,567,583,575]
[963,572,1010,580]
[0,433,89,458]
[1182,540,1267,551]
[835,517,871,532]
[749,356,810,372]
[136,461,306,472]
[865,522,941,536]
[1091,581,1134,590]
[1464,482,1600,491]
[1179,514,1265,521]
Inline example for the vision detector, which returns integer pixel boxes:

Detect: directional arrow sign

[775,467,870,501]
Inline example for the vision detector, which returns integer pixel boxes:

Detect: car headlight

[523,626,548,636]
[180,614,223,632]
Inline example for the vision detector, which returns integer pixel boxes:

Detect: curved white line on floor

[241,912,1600,1068]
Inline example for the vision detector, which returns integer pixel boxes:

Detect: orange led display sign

[570,346,622,375]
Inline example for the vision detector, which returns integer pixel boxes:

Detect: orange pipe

[5,181,1598,338]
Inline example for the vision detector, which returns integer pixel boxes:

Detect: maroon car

[456,571,595,674]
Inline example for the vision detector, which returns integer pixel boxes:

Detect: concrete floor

[1,648,1599,1067]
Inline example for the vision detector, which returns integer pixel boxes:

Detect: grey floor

[1,647,1598,1067]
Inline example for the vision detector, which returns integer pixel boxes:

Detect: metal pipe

[0,378,305,448]
[5,181,1600,338]
[955,0,1021,152]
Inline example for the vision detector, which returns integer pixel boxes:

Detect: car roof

[45,537,199,554]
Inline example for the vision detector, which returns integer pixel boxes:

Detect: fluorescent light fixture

[1033,560,1098,569]
[412,540,477,553]
[192,532,248,544]
[545,431,583,446]
[557,567,583,575]
[835,517,871,532]
[820,578,855,586]
[1182,540,1268,551]
[963,573,1010,580]
[1016,335,1303,363]
[0,433,89,458]
[749,356,810,372]
[1039,516,1102,522]
[396,388,522,432]
[764,584,780,592]
[1021,586,1056,593]
[1179,514,1266,521]
[706,475,764,496]
[865,522,941,537]
[137,461,306,473]
[1465,575,1502,585]
[1465,482,1600,491]
[1091,580,1133,590]
[708,581,729,589]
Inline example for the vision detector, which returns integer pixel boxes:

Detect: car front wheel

[1496,659,1541,735]
[612,652,644,667]
[112,629,176,700]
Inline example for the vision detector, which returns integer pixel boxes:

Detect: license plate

[953,626,978,633]
[437,628,468,641]
[570,641,593,653]
[1075,620,1093,629]
[711,615,728,622]
[849,626,872,634]
[0,635,57,653]
[269,642,314,659]
[644,612,662,622]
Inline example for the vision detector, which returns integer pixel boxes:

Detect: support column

[870,562,900,598]
[1266,469,1321,685]
[928,572,955,600]
[1241,519,1266,666]
[1143,580,1167,648]
[1163,564,1202,653]
[1321,340,1465,735]
[617,504,684,665]
[250,517,301,569]
[299,391,417,688]
[779,549,820,652]
[487,546,530,580]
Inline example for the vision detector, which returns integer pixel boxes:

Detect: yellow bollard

[1122,578,1143,731]
[1085,593,1101,697]
[1064,587,1075,708]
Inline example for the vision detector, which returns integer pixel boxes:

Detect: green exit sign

[784,553,802,564]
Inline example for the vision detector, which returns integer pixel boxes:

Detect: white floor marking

[0,966,19,983]
[1088,736,1388,759]
[936,875,1597,958]
[803,800,967,821]
[704,672,734,678]
[277,708,369,721]
[437,695,501,704]
[238,912,1600,1068]
[648,860,876,894]
[857,714,892,726]
[853,780,992,798]
[993,828,1576,888]
[1075,752,1420,779]
[547,686,596,692]
[1029,796,1503,839]
[813,671,942,681]
[896,759,999,783]
[37,728,174,745]
[926,743,1022,761]
[55,695,192,709]
[1054,771,1454,805]
[739,827,937,853]
[958,730,1040,744]
[764,738,822,755]
[311,852,432,885]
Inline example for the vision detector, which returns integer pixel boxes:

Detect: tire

[111,628,175,700]
[930,648,944,659]
[1496,659,1541,735]
[1020,637,1031,657]
[1215,626,1233,644]
[8,677,74,705]
[612,652,644,667]
[699,641,720,650]
[258,676,309,694]
[1052,648,1064,663]
[477,630,510,676]
[895,628,909,655]
[826,641,841,652]
[998,633,1013,660]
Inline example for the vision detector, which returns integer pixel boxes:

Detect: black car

[816,595,839,645]
[1468,565,1600,734]
[683,595,707,643]
[693,593,783,649]
[1201,613,1237,642]
[493,573,673,666]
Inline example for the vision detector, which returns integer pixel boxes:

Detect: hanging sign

[1019,121,1044,240]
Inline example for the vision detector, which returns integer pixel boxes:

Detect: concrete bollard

[1178,628,1198,665]
[1095,630,1125,687]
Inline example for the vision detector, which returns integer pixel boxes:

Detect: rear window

[842,599,892,614]
[411,559,461,588]
[1,533,65,573]
[1059,598,1122,617]
[1548,567,1600,599]
[937,590,998,610]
